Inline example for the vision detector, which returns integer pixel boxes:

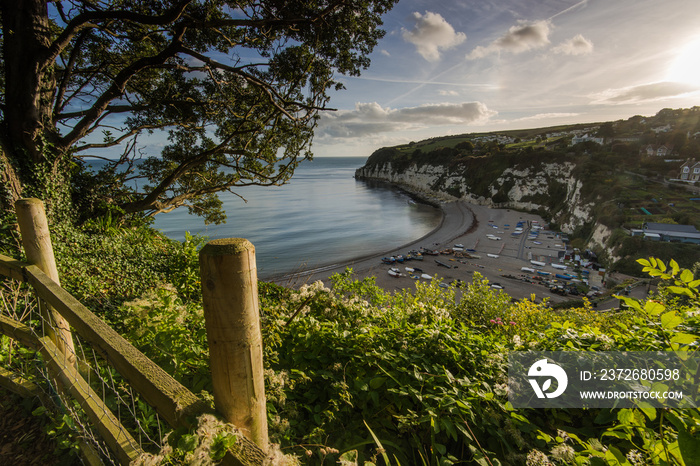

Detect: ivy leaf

[637,402,657,420]
[644,300,665,316]
[670,259,680,276]
[670,333,697,346]
[637,258,651,268]
[667,286,694,297]
[657,259,667,272]
[680,269,694,283]
[661,311,683,330]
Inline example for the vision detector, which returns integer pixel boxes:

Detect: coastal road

[273,200,475,287]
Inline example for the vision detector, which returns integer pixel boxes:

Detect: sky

[311,0,700,157]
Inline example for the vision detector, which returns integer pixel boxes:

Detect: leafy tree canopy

[0,0,397,223]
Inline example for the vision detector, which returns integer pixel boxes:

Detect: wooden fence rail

[0,199,268,465]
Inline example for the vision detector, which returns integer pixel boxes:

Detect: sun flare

[667,38,700,86]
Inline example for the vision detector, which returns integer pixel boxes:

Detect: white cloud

[402,11,467,62]
[468,20,551,59]
[318,101,497,138]
[516,112,581,121]
[438,90,460,96]
[591,81,700,105]
[553,34,594,55]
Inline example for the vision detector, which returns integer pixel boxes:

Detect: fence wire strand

[0,278,169,465]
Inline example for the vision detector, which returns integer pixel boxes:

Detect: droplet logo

[528,359,568,399]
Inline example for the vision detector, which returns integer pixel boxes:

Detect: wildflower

[627,449,645,466]
[526,449,553,466]
[550,444,575,463]
[510,321,516,325]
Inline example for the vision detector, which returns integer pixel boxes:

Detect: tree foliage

[0,0,397,223]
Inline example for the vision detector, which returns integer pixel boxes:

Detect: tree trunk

[2,0,57,162]
[0,0,70,220]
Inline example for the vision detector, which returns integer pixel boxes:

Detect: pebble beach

[275,200,606,305]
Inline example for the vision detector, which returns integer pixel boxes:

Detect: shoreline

[264,178,455,284]
[269,199,474,286]
[272,199,612,306]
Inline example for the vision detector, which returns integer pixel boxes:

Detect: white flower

[526,449,553,466]
[550,444,575,463]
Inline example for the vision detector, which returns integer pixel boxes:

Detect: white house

[679,159,700,181]
[642,144,674,157]
[651,124,671,134]
[571,133,604,145]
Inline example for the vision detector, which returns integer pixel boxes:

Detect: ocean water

[150,157,442,279]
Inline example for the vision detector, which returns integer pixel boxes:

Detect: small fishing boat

[552,263,568,270]
[421,274,433,280]
[487,254,499,259]
[435,260,451,268]
[388,268,402,278]
[555,273,573,280]
[537,270,551,276]
[521,267,536,273]
[381,257,396,264]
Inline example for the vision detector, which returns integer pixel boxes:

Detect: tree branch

[43,0,192,69]
[58,26,188,148]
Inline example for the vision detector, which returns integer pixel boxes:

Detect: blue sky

[312,0,700,157]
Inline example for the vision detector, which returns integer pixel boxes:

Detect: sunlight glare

[667,38,700,86]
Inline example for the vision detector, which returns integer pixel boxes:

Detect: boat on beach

[388,267,402,278]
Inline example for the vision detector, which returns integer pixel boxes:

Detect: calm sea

[97,157,441,278]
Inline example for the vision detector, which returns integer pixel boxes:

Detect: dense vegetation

[4,222,697,465]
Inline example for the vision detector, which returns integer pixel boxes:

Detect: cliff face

[355,158,596,236]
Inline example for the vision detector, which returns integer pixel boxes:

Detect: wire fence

[0,277,168,464]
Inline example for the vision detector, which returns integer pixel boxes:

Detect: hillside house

[651,124,671,134]
[679,159,700,181]
[570,133,604,145]
[642,144,674,157]
[630,222,700,244]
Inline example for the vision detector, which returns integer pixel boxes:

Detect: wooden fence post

[198,238,268,451]
[15,198,76,363]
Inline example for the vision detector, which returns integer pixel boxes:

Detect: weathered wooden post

[15,198,76,362]
[198,238,268,451]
